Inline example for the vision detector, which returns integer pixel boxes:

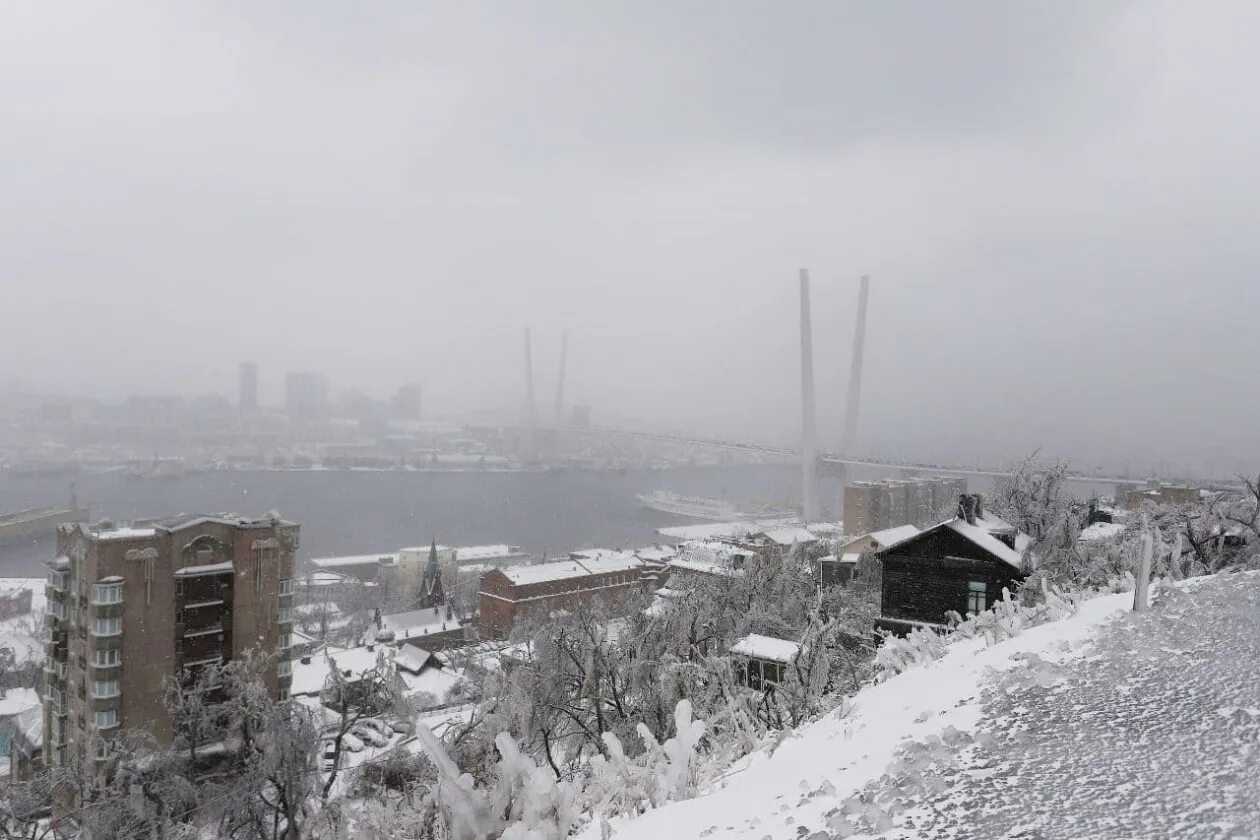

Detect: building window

[277,659,291,677]
[278,607,293,624]
[94,710,118,729]
[91,617,122,637]
[967,581,988,614]
[92,582,123,605]
[175,639,183,655]
[47,570,69,591]
[92,679,119,699]
[278,687,290,702]
[278,578,293,596]
[278,633,292,650]
[175,580,184,596]
[92,649,120,667]
[94,739,111,760]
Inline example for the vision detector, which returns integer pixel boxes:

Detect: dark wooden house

[875,495,1028,635]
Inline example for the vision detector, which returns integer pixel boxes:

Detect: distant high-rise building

[843,481,885,535]
[845,476,968,535]
[392,383,423,420]
[238,362,259,413]
[44,514,297,811]
[284,372,329,422]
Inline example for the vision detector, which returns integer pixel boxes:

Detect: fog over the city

[4,2,1258,475]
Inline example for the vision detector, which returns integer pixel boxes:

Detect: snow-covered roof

[496,554,646,586]
[1080,521,1126,542]
[572,551,645,575]
[309,553,398,568]
[0,578,46,617]
[289,646,389,697]
[756,526,819,546]
[840,552,862,566]
[379,607,454,640]
[657,518,799,542]
[297,571,354,587]
[0,687,40,718]
[869,524,921,548]
[454,544,524,562]
[632,545,678,563]
[667,540,751,579]
[946,518,1024,569]
[668,558,741,578]
[570,548,635,562]
[394,645,434,674]
[730,634,800,664]
[398,666,463,705]
[499,560,591,585]
[0,632,44,666]
[95,526,157,541]
[14,706,42,749]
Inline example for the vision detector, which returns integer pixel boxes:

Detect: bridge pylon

[799,268,820,522]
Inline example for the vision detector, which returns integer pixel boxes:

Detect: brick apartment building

[478,553,655,639]
[844,477,968,534]
[44,513,297,800]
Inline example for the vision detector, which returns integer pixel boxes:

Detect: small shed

[730,634,800,690]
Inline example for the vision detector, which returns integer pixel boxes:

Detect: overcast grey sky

[4,2,1258,475]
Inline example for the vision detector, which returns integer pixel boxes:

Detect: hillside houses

[817,524,922,586]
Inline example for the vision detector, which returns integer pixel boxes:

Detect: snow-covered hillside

[585,573,1260,840]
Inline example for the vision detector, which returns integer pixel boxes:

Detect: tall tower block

[799,268,820,522]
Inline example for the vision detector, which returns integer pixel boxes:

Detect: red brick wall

[478,568,652,639]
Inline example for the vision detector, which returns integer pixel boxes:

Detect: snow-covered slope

[586,573,1260,840]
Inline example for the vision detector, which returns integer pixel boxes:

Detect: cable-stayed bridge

[519,272,1144,521]
[547,425,1143,488]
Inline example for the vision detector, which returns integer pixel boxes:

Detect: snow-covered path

[867,572,1260,839]
[587,573,1260,840]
